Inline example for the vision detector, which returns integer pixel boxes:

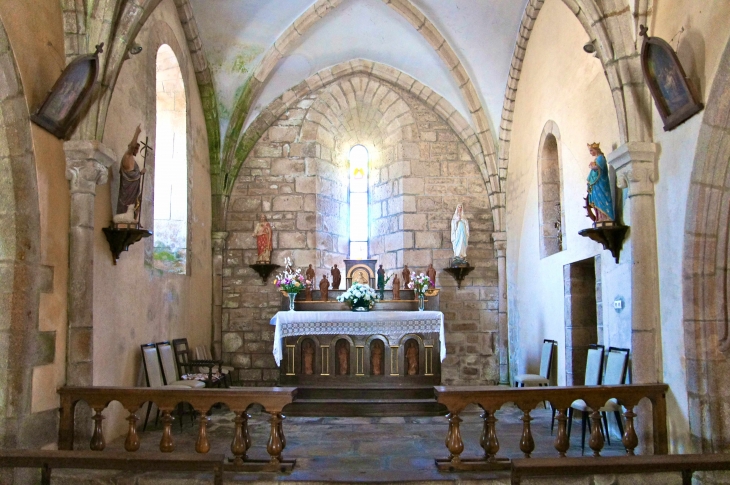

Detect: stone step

[283,386,447,416]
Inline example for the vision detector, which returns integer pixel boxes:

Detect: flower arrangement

[408,272,432,295]
[273,257,306,294]
[337,282,378,310]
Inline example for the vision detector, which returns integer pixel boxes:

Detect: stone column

[493,232,509,385]
[211,231,228,360]
[607,142,661,452]
[64,141,116,386]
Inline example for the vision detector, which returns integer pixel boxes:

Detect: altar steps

[282,386,448,417]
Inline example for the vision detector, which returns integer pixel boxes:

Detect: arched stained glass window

[349,145,369,259]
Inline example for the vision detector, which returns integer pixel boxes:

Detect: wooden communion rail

[58,386,297,472]
[434,384,669,471]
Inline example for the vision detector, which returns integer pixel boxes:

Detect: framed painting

[639,25,703,131]
[31,44,103,140]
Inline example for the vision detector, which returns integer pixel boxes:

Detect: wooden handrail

[434,384,668,471]
[0,450,225,485]
[511,454,730,485]
[58,386,297,472]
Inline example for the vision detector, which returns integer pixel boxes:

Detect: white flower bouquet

[337,282,378,311]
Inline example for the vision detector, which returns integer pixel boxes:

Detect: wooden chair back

[539,339,557,379]
[584,344,605,385]
[172,338,192,377]
[141,343,164,387]
[604,347,630,385]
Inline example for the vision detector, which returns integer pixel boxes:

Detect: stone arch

[683,36,730,453]
[219,0,500,230]
[537,121,565,258]
[497,0,652,231]
[0,16,48,481]
[226,60,489,210]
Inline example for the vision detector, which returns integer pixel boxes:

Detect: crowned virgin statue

[585,142,615,225]
[450,203,470,266]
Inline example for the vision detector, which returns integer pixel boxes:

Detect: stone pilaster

[493,232,509,385]
[211,231,228,361]
[64,141,116,387]
[607,142,660,452]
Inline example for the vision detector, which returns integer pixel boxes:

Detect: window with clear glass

[153,44,188,273]
[349,145,369,259]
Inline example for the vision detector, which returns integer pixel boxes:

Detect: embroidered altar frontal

[270,311,445,364]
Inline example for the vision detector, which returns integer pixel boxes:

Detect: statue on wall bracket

[444,203,474,289]
[102,124,152,264]
[639,24,704,131]
[579,142,628,264]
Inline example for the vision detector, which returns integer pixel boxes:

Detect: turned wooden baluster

[90,407,105,451]
[196,415,211,454]
[622,405,639,455]
[159,410,175,452]
[520,409,535,458]
[445,412,464,464]
[277,413,285,451]
[479,411,487,456]
[267,412,285,464]
[483,410,500,461]
[124,412,140,452]
[588,409,604,457]
[553,408,570,457]
[231,411,250,465]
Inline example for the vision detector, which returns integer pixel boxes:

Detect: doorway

[563,257,602,386]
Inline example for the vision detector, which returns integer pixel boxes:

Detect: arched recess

[683,36,730,453]
[498,0,652,232]
[0,16,51,475]
[216,0,500,232]
[537,121,565,258]
[153,43,188,274]
[225,59,489,222]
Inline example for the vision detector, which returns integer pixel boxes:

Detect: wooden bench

[0,450,225,485]
[511,454,730,485]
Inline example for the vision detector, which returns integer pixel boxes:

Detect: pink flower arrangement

[408,272,431,295]
[273,257,306,294]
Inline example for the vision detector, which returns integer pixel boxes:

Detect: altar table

[270,310,445,366]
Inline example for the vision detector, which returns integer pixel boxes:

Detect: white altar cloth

[270,311,445,366]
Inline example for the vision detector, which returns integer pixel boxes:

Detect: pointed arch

[216,0,501,232]
[497,0,653,232]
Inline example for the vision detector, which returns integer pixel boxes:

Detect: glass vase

[418,294,425,311]
[288,292,297,311]
[352,299,370,312]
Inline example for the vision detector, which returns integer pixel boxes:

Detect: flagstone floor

[52,403,628,484]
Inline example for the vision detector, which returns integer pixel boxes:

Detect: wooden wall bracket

[578,224,629,264]
[249,263,281,284]
[102,226,152,264]
[443,266,475,289]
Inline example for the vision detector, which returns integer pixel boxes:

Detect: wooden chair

[568,346,630,454]
[551,344,604,435]
[140,343,198,430]
[171,338,228,388]
[193,344,234,377]
[156,341,207,389]
[514,339,557,387]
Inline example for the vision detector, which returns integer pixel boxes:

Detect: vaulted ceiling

[189,0,529,139]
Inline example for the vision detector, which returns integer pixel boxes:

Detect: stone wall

[223,72,499,386]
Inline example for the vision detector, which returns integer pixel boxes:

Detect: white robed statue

[450,203,469,265]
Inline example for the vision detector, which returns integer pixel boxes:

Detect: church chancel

[269,259,444,387]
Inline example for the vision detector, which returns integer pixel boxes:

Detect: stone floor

[52,403,630,484]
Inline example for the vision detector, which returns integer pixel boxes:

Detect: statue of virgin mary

[450,203,470,265]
